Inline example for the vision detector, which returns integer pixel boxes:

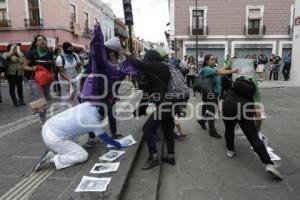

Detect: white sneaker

[266,164,283,180]
[226,150,236,158]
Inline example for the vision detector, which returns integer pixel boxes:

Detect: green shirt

[200,66,221,96]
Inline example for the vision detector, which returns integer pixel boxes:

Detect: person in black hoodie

[124,49,177,170]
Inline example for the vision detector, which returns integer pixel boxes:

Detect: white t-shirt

[45,102,105,140]
[56,53,81,81]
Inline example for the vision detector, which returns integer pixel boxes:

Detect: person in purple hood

[81,23,136,146]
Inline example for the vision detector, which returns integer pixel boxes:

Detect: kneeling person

[37,102,128,171]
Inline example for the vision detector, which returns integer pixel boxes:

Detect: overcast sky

[101,0,169,43]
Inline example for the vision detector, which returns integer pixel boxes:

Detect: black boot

[209,129,222,139]
[161,154,176,165]
[19,100,25,106]
[197,120,207,130]
[13,101,21,107]
[111,133,124,139]
[141,156,159,170]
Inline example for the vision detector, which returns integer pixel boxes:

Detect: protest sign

[99,150,125,162]
[232,58,255,81]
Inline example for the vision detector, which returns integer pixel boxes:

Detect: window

[84,12,89,33]
[246,7,264,35]
[70,4,76,23]
[28,0,41,26]
[192,10,204,35]
[0,0,9,27]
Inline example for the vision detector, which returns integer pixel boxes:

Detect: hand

[0,72,5,79]
[231,68,239,74]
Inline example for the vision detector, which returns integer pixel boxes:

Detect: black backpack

[231,77,256,99]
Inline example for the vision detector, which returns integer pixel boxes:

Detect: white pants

[42,124,88,170]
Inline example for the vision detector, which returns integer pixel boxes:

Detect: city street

[0,82,299,200]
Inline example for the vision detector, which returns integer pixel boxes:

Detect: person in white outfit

[37,102,129,171]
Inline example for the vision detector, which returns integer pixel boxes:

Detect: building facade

[169,0,295,64]
[0,0,115,52]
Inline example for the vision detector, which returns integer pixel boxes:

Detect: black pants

[6,74,24,104]
[143,103,175,156]
[89,99,117,139]
[186,75,195,88]
[269,65,279,80]
[199,93,218,131]
[222,92,273,165]
[282,64,291,81]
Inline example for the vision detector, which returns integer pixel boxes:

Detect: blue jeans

[28,80,50,121]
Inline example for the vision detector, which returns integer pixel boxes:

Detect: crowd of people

[0,22,287,181]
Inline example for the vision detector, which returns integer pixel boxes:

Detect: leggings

[186,75,195,88]
[6,74,24,103]
[199,93,218,131]
[222,92,273,165]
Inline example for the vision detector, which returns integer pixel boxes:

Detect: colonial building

[0,0,115,52]
[169,0,295,64]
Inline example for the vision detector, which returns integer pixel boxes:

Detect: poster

[107,135,137,148]
[90,163,120,174]
[231,58,255,81]
[99,150,126,162]
[75,176,111,192]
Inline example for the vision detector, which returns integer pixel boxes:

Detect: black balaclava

[63,42,73,54]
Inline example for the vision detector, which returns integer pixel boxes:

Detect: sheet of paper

[99,150,125,162]
[90,163,120,174]
[107,135,137,148]
[75,176,111,192]
[268,151,282,161]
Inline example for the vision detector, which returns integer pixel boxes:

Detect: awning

[249,9,262,20]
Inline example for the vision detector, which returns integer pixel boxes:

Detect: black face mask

[64,49,73,54]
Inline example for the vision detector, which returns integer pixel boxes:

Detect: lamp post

[195,0,199,71]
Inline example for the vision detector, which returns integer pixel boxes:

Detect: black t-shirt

[24,49,54,80]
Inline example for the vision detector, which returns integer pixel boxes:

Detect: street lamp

[195,0,199,71]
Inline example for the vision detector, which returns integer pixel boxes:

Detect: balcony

[24,18,43,28]
[0,19,11,28]
[244,25,266,36]
[288,25,293,36]
[189,26,208,36]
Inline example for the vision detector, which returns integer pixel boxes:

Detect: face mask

[64,49,73,54]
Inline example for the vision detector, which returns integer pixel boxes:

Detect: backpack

[58,53,78,68]
[231,76,256,99]
[166,63,190,101]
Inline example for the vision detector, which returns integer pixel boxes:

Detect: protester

[56,42,82,106]
[197,54,238,139]
[252,54,258,71]
[36,101,130,171]
[2,44,25,106]
[198,51,204,69]
[282,50,292,81]
[269,54,282,81]
[256,51,268,82]
[81,24,136,147]
[23,34,54,124]
[53,48,62,96]
[186,56,197,89]
[222,76,283,180]
[125,49,189,170]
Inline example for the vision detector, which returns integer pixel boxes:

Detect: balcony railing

[0,19,11,28]
[288,25,293,36]
[244,25,266,35]
[24,18,43,27]
[189,26,208,36]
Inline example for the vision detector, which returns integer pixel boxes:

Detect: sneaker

[161,155,176,165]
[197,120,207,130]
[34,151,54,171]
[19,101,26,106]
[85,138,96,148]
[266,164,283,180]
[141,157,159,170]
[209,129,222,139]
[226,150,236,158]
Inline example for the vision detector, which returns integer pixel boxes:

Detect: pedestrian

[269,54,282,81]
[222,76,283,180]
[198,51,205,69]
[53,48,62,96]
[36,101,130,171]
[55,42,82,106]
[282,50,292,81]
[2,44,25,106]
[125,49,189,170]
[197,54,238,139]
[252,54,258,71]
[186,56,197,89]
[22,34,54,124]
[169,52,177,66]
[81,25,136,147]
[179,55,189,77]
[256,51,268,82]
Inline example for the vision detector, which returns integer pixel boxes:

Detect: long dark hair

[187,56,194,64]
[203,54,213,67]
[30,34,47,50]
